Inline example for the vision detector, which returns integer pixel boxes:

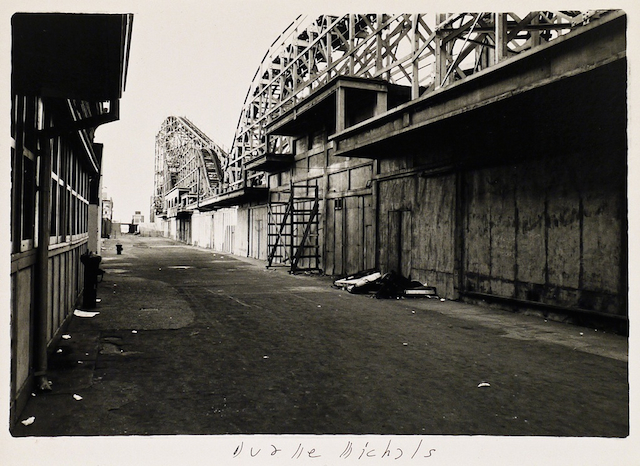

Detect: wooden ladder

[267,183,320,273]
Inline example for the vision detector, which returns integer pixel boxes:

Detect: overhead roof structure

[223,11,616,197]
[154,11,621,211]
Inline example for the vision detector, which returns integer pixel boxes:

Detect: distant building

[132,211,144,224]
[102,196,113,238]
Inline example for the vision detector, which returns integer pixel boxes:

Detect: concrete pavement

[10,234,628,437]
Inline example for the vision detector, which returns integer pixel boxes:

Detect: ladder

[267,183,320,273]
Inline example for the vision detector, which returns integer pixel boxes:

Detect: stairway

[267,183,320,273]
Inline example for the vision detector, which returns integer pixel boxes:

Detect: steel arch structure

[224,10,613,193]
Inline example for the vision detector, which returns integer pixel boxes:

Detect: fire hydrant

[80,251,103,309]
[116,244,123,255]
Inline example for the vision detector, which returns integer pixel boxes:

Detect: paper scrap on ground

[21,416,35,426]
[73,394,83,401]
[477,382,491,388]
[62,334,71,340]
[74,310,100,318]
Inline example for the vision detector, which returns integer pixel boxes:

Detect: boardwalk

[12,235,628,438]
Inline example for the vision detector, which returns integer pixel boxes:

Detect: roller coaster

[155,11,616,212]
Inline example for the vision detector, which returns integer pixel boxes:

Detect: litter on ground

[62,334,71,340]
[21,416,35,426]
[74,310,100,318]
[333,269,438,299]
[73,394,83,401]
[477,382,491,388]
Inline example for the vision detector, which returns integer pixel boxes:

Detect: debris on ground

[21,417,35,426]
[404,285,437,297]
[73,394,83,401]
[333,269,439,299]
[74,310,100,318]
[62,334,72,340]
[477,382,491,388]
[333,269,381,292]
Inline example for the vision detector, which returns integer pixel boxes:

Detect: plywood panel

[235,208,249,256]
[328,171,349,192]
[15,268,33,390]
[411,174,455,294]
[249,206,268,260]
[582,190,621,294]
[488,167,516,283]
[400,210,412,278]
[386,210,401,274]
[345,196,363,274]
[515,164,546,285]
[546,186,580,290]
[349,165,372,190]
[363,195,375,270]
[49,257,56,340]
[463,171,491,293]
[325,199,336,275]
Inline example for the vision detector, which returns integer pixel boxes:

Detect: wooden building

[10,13,133,425]
[156,12,627,331]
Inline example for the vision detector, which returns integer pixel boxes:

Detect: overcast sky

[87,1,297,222]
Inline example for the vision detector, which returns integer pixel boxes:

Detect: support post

[411,14,420,99]
[34,127,52,391]
[434,13,448,88]
[495,13,508,64]
[336,85,347,133]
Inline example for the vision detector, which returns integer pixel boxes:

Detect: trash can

[81,252,102,309]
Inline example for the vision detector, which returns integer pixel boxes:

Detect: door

[387,210,412,278]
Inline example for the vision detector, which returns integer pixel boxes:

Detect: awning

[198,187,269,210]
[12,13,134,100]
[245,153,295,173]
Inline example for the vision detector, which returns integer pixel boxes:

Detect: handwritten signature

[233,439,436,460]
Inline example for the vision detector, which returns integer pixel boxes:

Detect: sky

[85,1,298,222]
